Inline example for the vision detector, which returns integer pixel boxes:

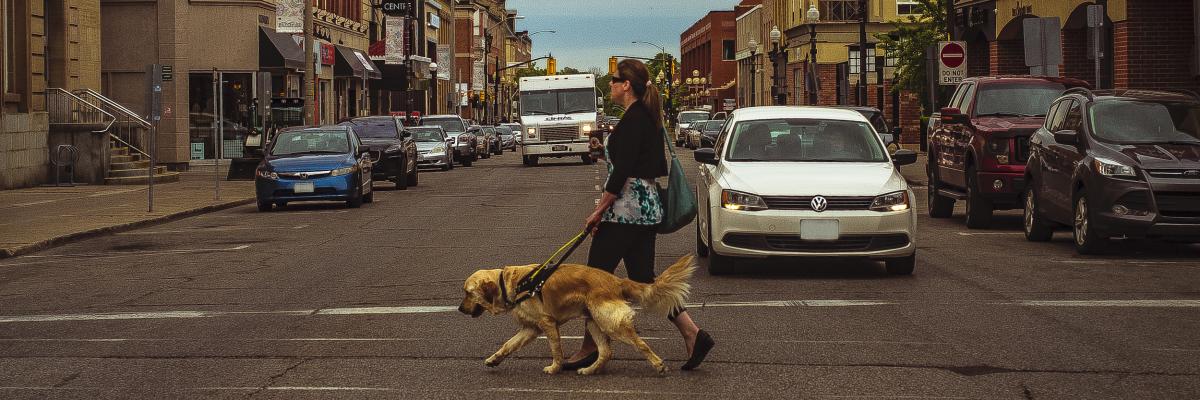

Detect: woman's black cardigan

[604,101,669,195]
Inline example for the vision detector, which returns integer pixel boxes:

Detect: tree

[874,0,948,114]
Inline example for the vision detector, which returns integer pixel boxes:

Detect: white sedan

[694,107,920,275]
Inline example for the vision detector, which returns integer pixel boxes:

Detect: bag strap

[660,125,679,160]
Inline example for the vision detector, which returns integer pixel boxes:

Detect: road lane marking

[0,245,253,268]
[12,199,58,207]
[1005,300,1200,307]
[697,300,895,307]
[1146,348,1200,352]
[955,232,1023,236]
[314,306,457,315]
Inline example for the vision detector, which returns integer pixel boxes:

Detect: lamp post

[768,26,787,105]
[429,62,439,115]
[632,41,674,123]
[807,3,820,105]
[486,14,523,124]
[858,0,868,106]
[748,38,759,107]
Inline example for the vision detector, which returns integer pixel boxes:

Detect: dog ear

[480,280,499,305]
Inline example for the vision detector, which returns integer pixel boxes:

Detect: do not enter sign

[938,41,967,85]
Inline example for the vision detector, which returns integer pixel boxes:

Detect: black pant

[587,222,684,319]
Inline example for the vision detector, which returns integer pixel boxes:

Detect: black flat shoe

[561,351,598,371]
[681,330,714,371]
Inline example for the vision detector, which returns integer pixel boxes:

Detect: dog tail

[622,255,696,317]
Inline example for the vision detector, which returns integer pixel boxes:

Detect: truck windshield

[421,118,465,133]
[1090,101,1200,144]
[974,84,1066,117]
[726,119,887,162]
[521,88,596,115]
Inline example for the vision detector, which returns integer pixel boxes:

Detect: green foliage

[874,0,947,113]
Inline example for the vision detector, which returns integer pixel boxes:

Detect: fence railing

[75,89,152,158]
[46,88,115,133]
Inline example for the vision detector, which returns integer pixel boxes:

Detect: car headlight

[870,190,910,212]
[526,127,537,138]
[330,166,357,177]
[431,144,446,153]
[256,169,278,180]
[582,124,593,133]
[385,144,402,153]
[721,190,767,211]
[1093,157,1137,178]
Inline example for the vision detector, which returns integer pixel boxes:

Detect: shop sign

[320,43,336,65]
[380,0,412,17]
[385,16,407,64]
[276,0,304,33]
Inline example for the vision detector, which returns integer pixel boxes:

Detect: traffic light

[547,57,557,76]
[608,57,618,76]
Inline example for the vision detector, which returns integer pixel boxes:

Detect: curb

[0,197,255,260]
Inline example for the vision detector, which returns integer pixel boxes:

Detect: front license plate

[552,145,568,151]
[800,219,839,240]
[293,182,314,194]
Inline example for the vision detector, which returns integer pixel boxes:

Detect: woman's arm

[584,191,618,232]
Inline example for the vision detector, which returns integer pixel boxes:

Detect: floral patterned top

[601,138,663,226]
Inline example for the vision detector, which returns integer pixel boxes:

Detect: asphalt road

[1,148,1199,399]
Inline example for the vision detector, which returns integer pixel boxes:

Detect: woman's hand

[586,192,619,233]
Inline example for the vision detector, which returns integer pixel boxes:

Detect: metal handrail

[75,88,151,128]
[46,88,115,133]
[73,88,152,159]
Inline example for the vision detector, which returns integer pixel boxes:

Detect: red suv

[927,76,1089,228]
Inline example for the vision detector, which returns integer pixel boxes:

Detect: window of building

[849,46,876,74]
[897,0,921,15]
[722,40,735,61]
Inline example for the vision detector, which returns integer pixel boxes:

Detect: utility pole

[859,0,868,106]
[303,0,314,124]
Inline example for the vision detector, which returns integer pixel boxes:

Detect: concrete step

[107,166,169,178]
[110,154,140,163]
[111,160,150,170]
[110,147,129,156]
[104,172,181,185]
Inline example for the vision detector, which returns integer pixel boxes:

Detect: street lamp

[807,3,820,105]
[429,62,439,115]
[486,15,524,124]
[768,25,787,105]
[632,41,675,123]
[748,38,759,107]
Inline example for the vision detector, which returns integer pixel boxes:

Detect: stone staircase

[105,143,180,185]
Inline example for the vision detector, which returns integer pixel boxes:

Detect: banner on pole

[385,16,406,64]
[276,0,303,34]
[472,60,485,91]
[437,45,452,81]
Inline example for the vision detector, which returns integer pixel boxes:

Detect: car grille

[1015,136,1032,162]
[276,171,331,180]
[760,196,875,211]
[539,126,580,141]
[1147,169,1200,179]
[722,233,910,252]
[1154,192,1200,218]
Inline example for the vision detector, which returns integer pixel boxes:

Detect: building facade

[503,29,532,121]
[680,10,738,113]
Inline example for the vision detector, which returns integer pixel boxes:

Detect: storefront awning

[335,45,382,79]
[259,26,304,70]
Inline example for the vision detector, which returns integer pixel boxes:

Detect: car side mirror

[360,150,372,157]
[694,148,718,165]
[1053,130,1079,145]
[891,149,918,166]
[939,107,968,124]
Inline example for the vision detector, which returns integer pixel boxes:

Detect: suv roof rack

[1064,87,1094,100]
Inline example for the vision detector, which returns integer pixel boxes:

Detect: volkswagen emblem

[298,172,309,180]
[1184,170,1200,177]
[810,196,829,212]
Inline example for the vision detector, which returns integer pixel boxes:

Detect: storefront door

[188,72,254,159]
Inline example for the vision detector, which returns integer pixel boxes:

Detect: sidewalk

[0,165,255,258]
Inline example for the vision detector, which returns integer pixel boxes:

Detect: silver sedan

[408,127,454,171]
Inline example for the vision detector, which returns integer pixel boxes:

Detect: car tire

[257,200,272,212]
[885,253,916,275]
[1072,191,1109,255]
[441,162,452,171]
[928,165,955,218]
[275,201,287,208]
[408,167,419,187]
[707,250,734,275]
[494,146,502,156]
[523,155,539,166]
[462,156,473,167]
[1024,185,1054,242]
[395,170,408,190]
[347,186,363,208]
[965,167,994,229]
[581,154,594,165]
[695,218,709,257]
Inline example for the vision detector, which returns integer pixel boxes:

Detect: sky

[505,0,744,71]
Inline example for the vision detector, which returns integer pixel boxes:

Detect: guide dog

[458,255,695,375]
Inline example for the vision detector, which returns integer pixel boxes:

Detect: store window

[188,72,254,159]
[722,40,735,61]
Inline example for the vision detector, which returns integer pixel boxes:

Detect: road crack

[245,356,312,399]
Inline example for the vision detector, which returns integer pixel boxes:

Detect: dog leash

[500,230,591,307]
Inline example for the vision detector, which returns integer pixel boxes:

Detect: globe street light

[748,38,759,107]
[768,25,787,105]
[807,2,821,105]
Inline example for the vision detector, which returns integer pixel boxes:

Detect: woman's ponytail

[641,83,666,132]
[617,59,666,131]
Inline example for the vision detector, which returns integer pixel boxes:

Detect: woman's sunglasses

[610,74,627,83]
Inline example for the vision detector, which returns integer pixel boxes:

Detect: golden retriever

[458,255,696,375]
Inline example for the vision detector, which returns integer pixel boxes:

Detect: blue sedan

[255,126,374,211]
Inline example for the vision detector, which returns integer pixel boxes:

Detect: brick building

[680,11,738,113]
[954,0,1199,94]
[454,0,514,123]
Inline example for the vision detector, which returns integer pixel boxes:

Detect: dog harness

[499,230,590,307]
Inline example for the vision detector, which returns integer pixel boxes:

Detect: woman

[564,59,715,371]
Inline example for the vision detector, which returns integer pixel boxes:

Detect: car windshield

[725,118,887,162]
[1090,101,1200,144]
[703,122,723,133]
[408,128,445,142]
[270,130,350,156]
[679,112,709,124]
[495,126,513,135]
[974,83,1066,117]
[520,88,597,115]
[421,118,465,133]
[341,119,397,139]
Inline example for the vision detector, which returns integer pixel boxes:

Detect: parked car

[675,110,711,147]
[495,125,517,150]
[408,126,454,171]
[420,115,477,166]
[1024,88,1200,253]
[927,76,1089,228]
[699,119,725,148]
[481,126,503,156]
[685,120,713,149]
[469,125,491,159]
[694,106,919,275]
[500,123,524,147]
[338,116,418,189]
[833,106,902,147]
[255,126,374,211]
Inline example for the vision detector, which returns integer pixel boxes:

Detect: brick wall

[1061,28,1095,85]
[1121,0,1199,91]
[1,113,50,189]
[992,40,1027,75]
[967,37,991,77]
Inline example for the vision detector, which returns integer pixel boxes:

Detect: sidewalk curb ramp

[0,198,255,259]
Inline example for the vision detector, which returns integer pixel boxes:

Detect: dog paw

[543,364,562,375]
[484,355,502,367]
[653,362,668,375]
[577,366,601,376]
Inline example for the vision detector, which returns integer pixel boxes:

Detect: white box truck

[517,74,599,166]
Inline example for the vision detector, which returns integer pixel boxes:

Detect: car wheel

[1073,191,1109,255]
[964,167,994,229]
[523,155,538,166]
[347,185,363,208]
[707,250,734,275]
[494,146,503,156]
[1024,185,1054,242]
[408,167,419,187]
[885,253,916,275]
[581,154,594,165]
[441,162,451,171]
[275,201,287,208]
[927,164,955,218]
[462,156,473,167]
[257,200,272,212]
[695,218,709,257]
[395,171,408,190]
